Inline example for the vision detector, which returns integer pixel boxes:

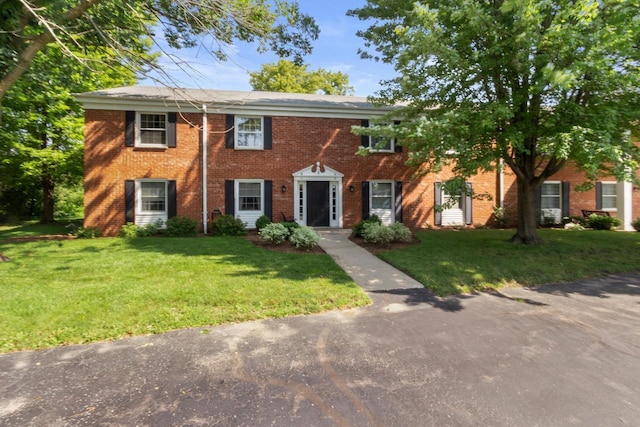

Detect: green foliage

[362,222,395,245]
[349,0,640,243]
[279,221,300,234]
[389,222,413,242]
[586,214,622,231]
[73,226,102,239]
[493,206,509,228]
[289,226,320,249]
[260,223,290,245]
[118,221,161,239]
[632,218,640,232]
[54,183,84,220]
[255,215,272,231]
[352,215,381,238]
[165,216,198,237]
[209,215,247,236]
[249,59,354,95]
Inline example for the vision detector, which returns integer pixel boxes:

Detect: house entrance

[306,181,330,226]
[293,162,344,228]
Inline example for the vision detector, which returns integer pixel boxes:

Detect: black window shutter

[465,182,473,225]
[360,120,370,148]
[167,180,177,218]
[264,180,273,221]
[264,117,272,150]
[125,111,135,147]
[434,182,442,225]
[595,182,603,210]
[395,181,403,223]
[225,180,235,215]
[562,181,570,217]
[167,112,177,148]
[393,120,402,153]
[125,180,135,223]
[225,115,235,148]
[361,181,370,220]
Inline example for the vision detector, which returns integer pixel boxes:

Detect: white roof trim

[76,86,394,119]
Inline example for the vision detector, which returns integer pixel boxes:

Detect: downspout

[499,158,504,209]
[202,104,208,234]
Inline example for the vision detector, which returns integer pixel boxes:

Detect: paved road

[1,273,639,426]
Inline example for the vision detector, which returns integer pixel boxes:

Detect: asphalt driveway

[1,273,639,426]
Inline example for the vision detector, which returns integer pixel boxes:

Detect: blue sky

[141,0,396,96]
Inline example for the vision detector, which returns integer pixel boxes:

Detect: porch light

[281,185,287,193]
[349,185,355,192]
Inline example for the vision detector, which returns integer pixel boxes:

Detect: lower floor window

[601,182,617,210]
[239,182,262,211]
[140,181,166,212]
[540,182,561,210]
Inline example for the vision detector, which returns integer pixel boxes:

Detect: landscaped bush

[632,217,640,232]
[279,221,300,234]
[255,215,272,231]
[563,215,586,226]
[165,215,198,237]
[352,214,381,238]
[289,226,320,249]
[119,221,162,238]
[209,215,247,236]
[389,222,413,242]
[260,222,289,245]
[586,214,622,231]
[74,226,102,239]
[362,222,395,245]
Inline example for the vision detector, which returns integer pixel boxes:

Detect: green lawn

[379,228,640,296]
[0,228,369,353]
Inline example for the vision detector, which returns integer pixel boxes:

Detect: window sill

[133,146,168,151]
[234,147,264,151]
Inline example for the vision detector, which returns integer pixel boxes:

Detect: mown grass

[0,229,369,353]
[379,228,640,296]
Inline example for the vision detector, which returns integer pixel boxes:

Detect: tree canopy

[0,0,319,105]
[349,0,640,244]
[249,59,354,95]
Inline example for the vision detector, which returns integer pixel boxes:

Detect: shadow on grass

[122,236,356,287]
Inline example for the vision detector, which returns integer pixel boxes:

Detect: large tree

[249,59,354,95]
[0,0,319,108]
[349,0,640,244]
[0,44,141,222]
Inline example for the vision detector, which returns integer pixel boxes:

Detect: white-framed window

[235,180,264,229]
[137,113,167,146]
[601,182,617,211]
[540,181,561,210]
[370,181,394,224]
[136,179,168,227]
[235,116,264,149]
[369,134,394,152]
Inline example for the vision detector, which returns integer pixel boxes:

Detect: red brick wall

[83,110,504,235]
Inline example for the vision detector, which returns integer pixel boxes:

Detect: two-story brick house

[77,86,638,236]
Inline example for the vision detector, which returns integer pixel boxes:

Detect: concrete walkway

[317,229,424,292]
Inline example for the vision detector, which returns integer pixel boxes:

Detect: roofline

[75,91,395,119]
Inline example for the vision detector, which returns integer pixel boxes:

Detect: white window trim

[540,181,562,210]
[235,179,264,213]
[367,135,395,153]
[601,181,617,212]
[136,179,168,214]
[136,112,167,148]
[370,180,395,224]
[234,116,264,150]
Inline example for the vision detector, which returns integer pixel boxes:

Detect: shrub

[362,222,395,245]
[165,215,198,237]
[632,217,640,232]
[209,215,247,236]
[54,183,84,220]
[289,226,320,249]
[389,222,413,242]
[492,206,509,228]
[279,221,300,234]
[74,226,102,239]
[119,221,162,238]
[587,214,622,230]
[119,222,140,239]
[255,215,272,231]
[352,215,381,238]
[260,223,289,245]
[563,215,586,226]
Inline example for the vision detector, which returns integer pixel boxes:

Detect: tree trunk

[40,175,55,224]
[509,177,544,245]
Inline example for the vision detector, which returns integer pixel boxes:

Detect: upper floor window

[235,116,264,149]
[369,134,394,152]
[138,113,167,146]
